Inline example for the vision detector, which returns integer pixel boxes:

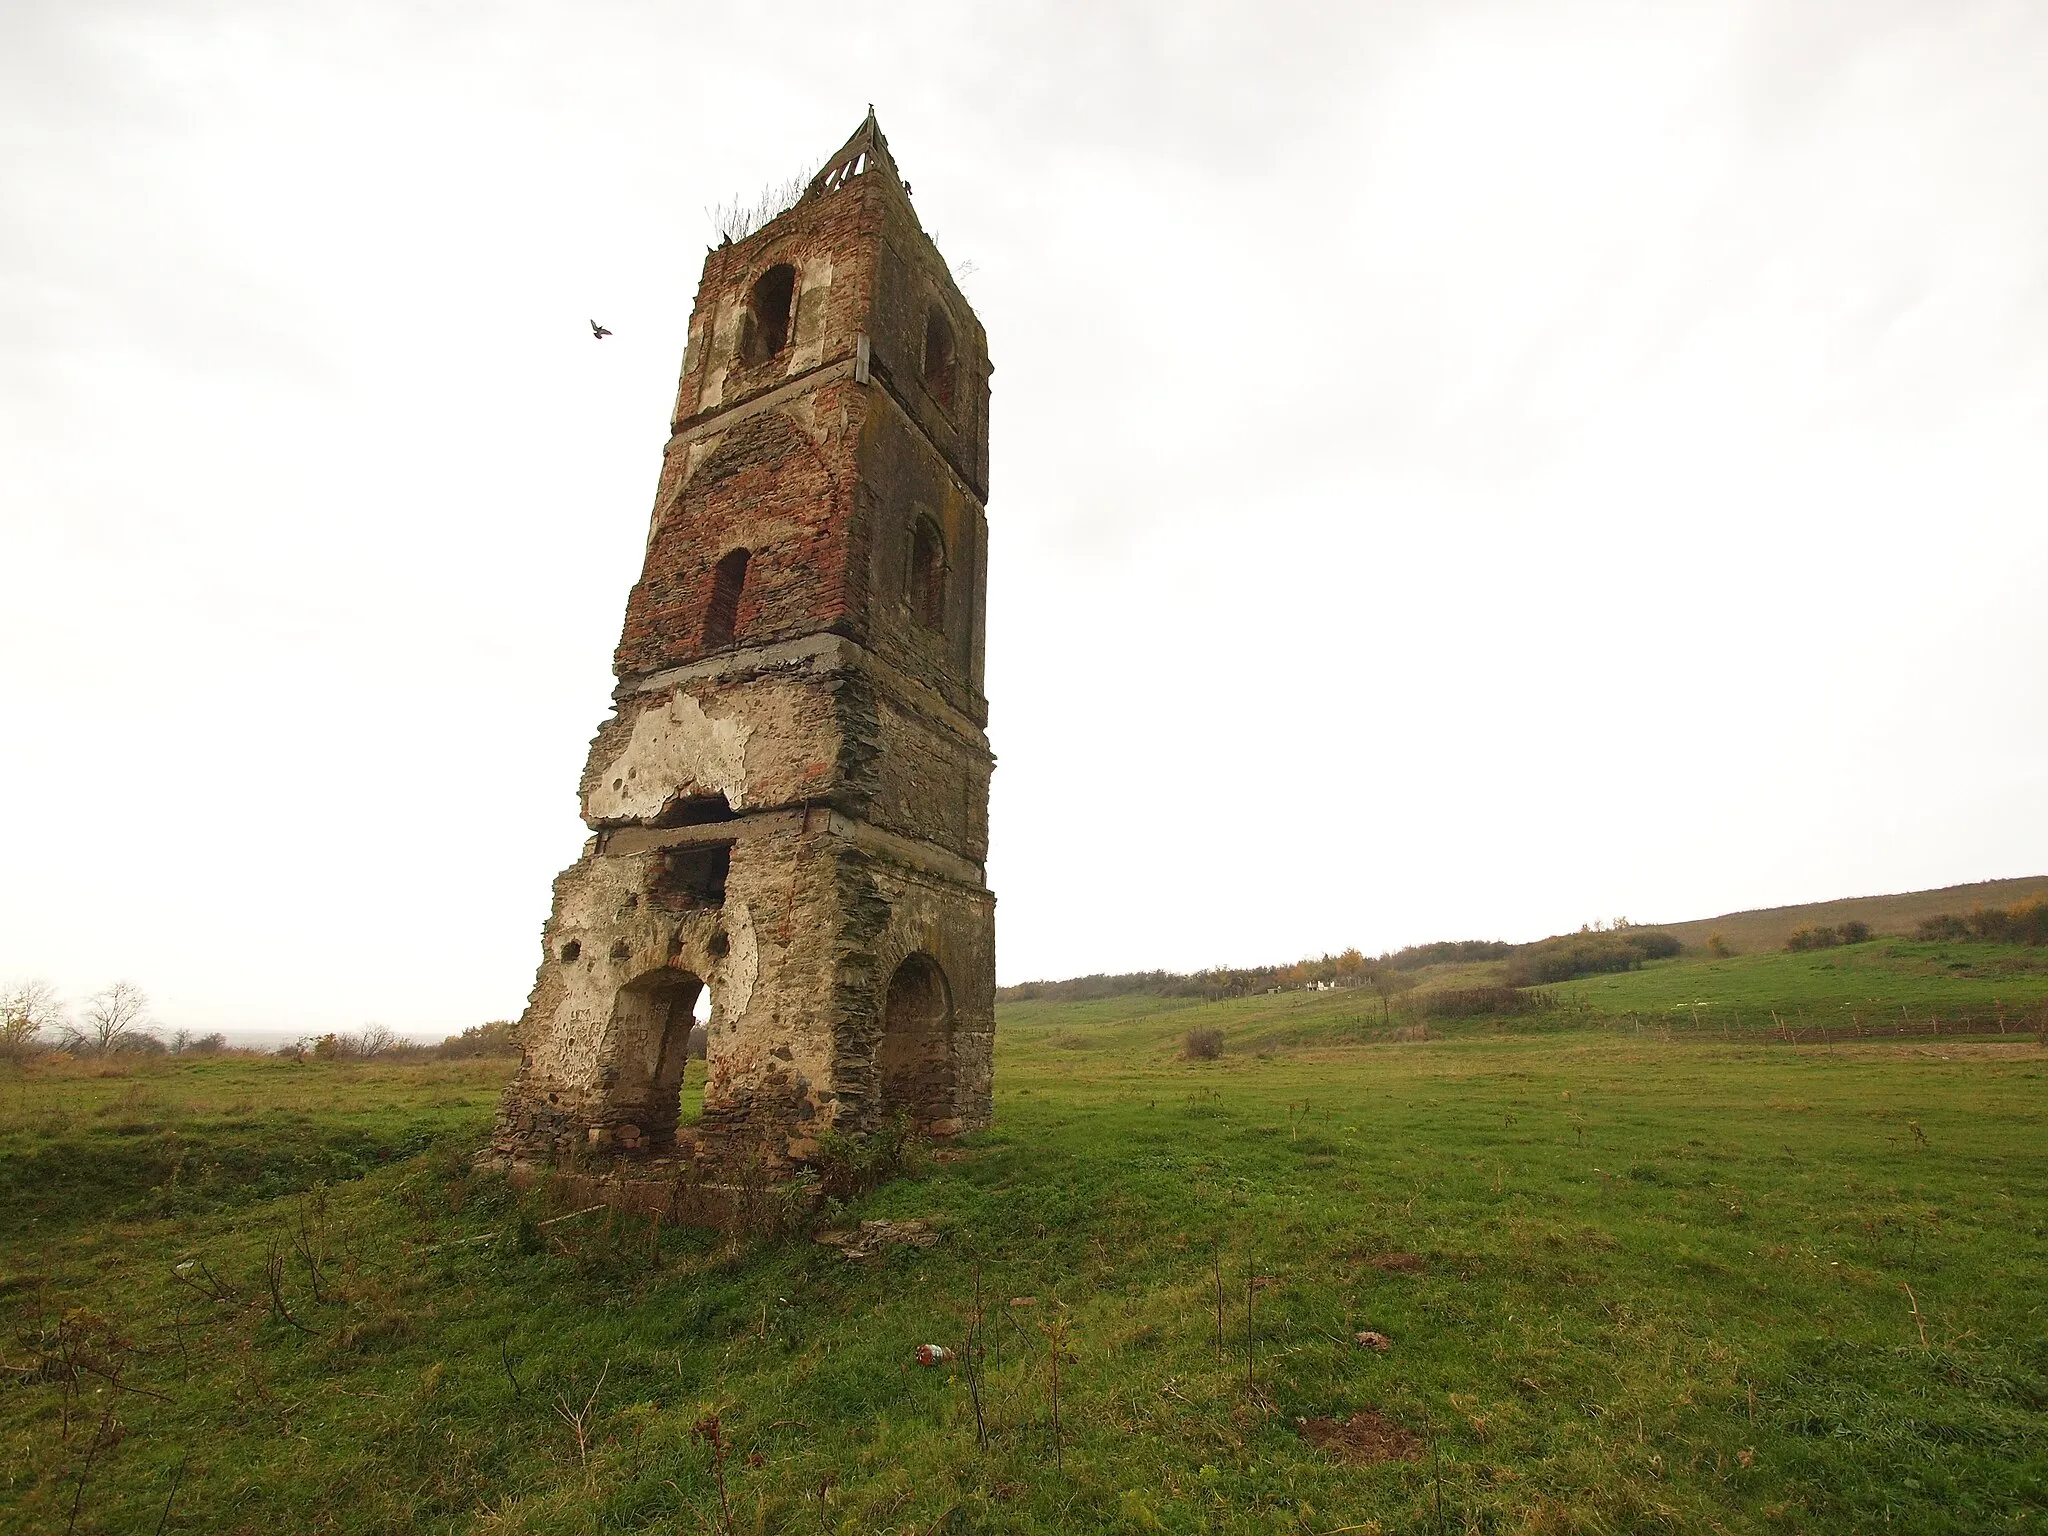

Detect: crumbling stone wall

[493,112,995,1176]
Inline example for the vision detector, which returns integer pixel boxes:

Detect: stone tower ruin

[493,112,994,1173]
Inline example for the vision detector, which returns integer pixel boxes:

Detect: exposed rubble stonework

[493,112,994,1175]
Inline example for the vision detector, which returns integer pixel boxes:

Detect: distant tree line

[0,979,213,1061]
[1381,939,1515,971]
[999,948,1395,1005]
[1500,927,1682,986]
[998,923,1684,1004]
[0,977,521,1065]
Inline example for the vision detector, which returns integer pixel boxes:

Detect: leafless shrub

[708,172,809,245]
[690,1407,736,1534]
[555,1360,610,1486]
[293,1186,331,1304]
[64,1406,118,1534]
[170,1254,238,1306]
[351,1023,399,1058]
[312,1023,403,1060]
[1182,1027,1224,1061]
[263,1232,316,1334]
[168,1030,227,1055]
[1366,965,1419,1024]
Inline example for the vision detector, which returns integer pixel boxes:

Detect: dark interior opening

[649,845,730,911]
[922,308,956,408]
[653,791,738,828]
[742,264,798,363]
[908,520,944,631]
[703,548,749,648]
[877,952,955,1132]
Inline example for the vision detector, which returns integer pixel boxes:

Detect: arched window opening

[609,969,706,1149]
[740,264,798,364]
[922,307,956,409]
[907,520,944,632]
[877,953,955,1132]
[703,548,749,648]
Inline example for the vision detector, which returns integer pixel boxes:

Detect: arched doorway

[877,953,954,1132]
[609,969,707,1148]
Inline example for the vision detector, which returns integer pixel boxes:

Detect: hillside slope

[1649,875,2048,955]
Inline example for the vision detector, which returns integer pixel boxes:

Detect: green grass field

[1556,941,2048,1027]
[3,944,2047,1534]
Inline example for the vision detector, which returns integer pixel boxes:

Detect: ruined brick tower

[493,112,993,1171]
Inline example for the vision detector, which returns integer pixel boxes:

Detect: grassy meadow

[1544,942,2048,1041]
[3,943,2047,1533]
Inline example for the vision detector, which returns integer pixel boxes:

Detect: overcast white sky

[4,0,2045,1038]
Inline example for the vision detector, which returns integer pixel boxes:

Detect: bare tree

[63,981,153,1055]
[352,1023,399,1059]
[1366,965,1417,1027]
[1,978,65,1061]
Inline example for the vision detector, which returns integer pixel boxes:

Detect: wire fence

[1590,999,2048,1046]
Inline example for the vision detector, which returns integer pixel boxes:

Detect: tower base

[491,807,993,1176]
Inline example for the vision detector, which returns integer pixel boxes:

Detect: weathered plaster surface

[584,689,752,822]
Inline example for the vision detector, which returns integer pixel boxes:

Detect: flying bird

[589,320,612,339]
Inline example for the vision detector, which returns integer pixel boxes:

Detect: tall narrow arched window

[922,307,956,409]
[907,520,944,631]
[739,264,797,364]
[703,548,749,648]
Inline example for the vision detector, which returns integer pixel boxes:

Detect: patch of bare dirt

[1358,1251,1425,1272]
[1297,1409,1424,1465]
